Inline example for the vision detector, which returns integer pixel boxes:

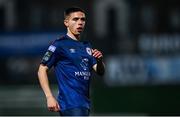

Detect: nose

[78,19,84,25]
[78,21,83,26]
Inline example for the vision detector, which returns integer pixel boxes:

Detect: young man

[37,7,105,116]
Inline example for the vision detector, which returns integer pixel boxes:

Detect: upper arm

[92,64,97,72]
[40,42,60,69]
[92,61,105,76]
[38,64,49,74]
[39,64,48,71]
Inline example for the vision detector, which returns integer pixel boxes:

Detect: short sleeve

[92,56,97,66]
[41,43,58,69]
[86,42,97,67]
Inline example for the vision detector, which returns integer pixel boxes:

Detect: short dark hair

[64,7,85,19]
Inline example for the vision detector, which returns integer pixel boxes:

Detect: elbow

[97,70,105,76]
[37,68,41,77]
[37,65,42,76]
[96,64,105,76]
[37,64,48,77]
[37,67,41,78]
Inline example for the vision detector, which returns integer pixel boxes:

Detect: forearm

[96,59,105,76]
[38,65,53,98]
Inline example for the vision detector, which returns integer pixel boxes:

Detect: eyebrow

[72,17,86,20]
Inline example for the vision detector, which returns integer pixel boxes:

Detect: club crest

[86,47,92,55]
[80,58,89,70]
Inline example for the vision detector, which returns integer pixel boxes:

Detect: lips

[77,27,83,31]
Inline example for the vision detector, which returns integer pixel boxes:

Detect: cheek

[69,23,77,31]
[83,22,86,26]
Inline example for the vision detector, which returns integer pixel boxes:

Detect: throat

[67,33,80,41]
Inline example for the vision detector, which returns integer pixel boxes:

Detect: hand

[92,49,103,61]
[46,96,60,112]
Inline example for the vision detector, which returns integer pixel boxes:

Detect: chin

[74,33,81,36]
[76,32,81,35]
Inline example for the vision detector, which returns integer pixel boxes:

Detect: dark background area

[0,0,180,115]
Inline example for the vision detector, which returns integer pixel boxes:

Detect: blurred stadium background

[1,0,180,116]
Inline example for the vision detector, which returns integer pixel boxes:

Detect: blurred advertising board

[0,32,64,56]
[105,55,180,86]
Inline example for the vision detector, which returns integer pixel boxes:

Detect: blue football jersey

[41,35,97,111]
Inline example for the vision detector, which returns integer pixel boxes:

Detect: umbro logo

[69,48,76,53]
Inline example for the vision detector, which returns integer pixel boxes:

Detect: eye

[73,18,79,21]
[81,18,86,21]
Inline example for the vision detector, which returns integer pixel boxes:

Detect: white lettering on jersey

[48,45,56,52]
[75,71,91,80]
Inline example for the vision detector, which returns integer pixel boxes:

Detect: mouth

[77,27,83,32]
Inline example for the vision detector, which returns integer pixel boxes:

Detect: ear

[64,19,68,27]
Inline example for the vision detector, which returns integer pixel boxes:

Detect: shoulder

[50,35,68,45]
[82,41,93,47]
[57,35,67,41]
[82,41,91,45]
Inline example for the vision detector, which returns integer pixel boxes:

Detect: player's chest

[61,44,92,61]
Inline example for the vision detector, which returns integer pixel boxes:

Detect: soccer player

[37,7,105,116]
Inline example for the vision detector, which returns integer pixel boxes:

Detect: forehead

[69,11,85,18]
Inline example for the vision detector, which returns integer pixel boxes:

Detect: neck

[67,31,80,41]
